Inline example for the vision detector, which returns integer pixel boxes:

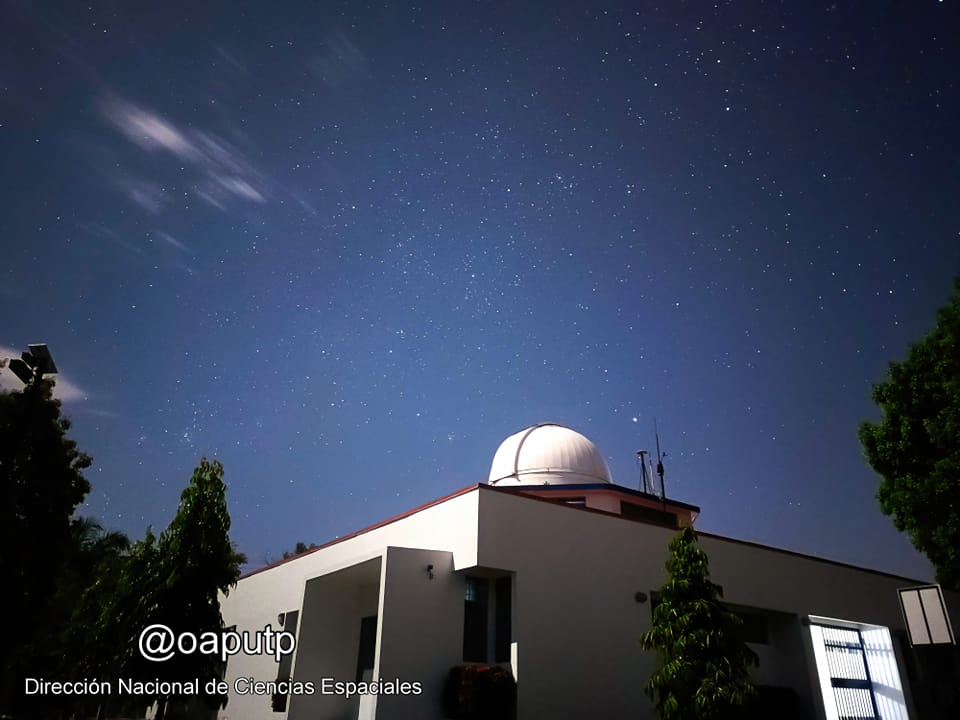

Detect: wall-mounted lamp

[426,564,435,580]
[634,591,648,604]
[277,612,286,626]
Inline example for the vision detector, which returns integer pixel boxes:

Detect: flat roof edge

[238,483,483,579]
[483,481,701,513]
[696,530,931,586]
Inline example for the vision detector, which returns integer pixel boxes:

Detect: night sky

[2,1,958,579]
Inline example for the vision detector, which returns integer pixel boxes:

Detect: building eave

[488,481,701,513]
[239,483,484,579]
[238,481,927,586]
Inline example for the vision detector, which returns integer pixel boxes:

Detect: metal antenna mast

[636,450,650,493]
[654,417,666,501]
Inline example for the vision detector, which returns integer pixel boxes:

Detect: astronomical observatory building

[218,424,960,720]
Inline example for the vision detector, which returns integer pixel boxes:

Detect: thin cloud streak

[155,230,191,253]
[102,98,196,159]
[98,96,269,211]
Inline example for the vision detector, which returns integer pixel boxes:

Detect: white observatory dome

[488,423,612,486]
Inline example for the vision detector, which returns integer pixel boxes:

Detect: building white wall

[477,486,676,719]
[698,533,928,719]
[584,493,620,513]
[698,533,918,625]
[287,557,382,720]
[475,485,945,720]
[373,547,464,720]
[218,488,479,720]
[220,482,959,720]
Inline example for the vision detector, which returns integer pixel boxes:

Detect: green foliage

[0,379,92,612]
[283,540,318,559]
[859,277,960,590]
[0,376,245,719]
[51,519,132,718]
[159,458,246,710]
[640,527,757,720]
[94,459,246,717]
[163,459,246,612]
[0,378,92,714]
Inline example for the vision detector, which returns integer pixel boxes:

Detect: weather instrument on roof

[5,343,58,386]
[637,449,651,493]
[654,417,666,501]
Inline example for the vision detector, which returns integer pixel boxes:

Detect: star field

[2,1,959,576]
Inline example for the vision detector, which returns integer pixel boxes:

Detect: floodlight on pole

[7,358,34,385]
[4,343,58,386]
[27,344,58,375]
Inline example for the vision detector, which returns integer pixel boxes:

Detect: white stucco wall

[287,557,382,720]
[474,485,948,720]
[373,547,464,720]
[219,482,958,720]
[584,493,620,513]
[698,532,931,719]
[477,487,676,719]
[697,533,921,625]
[218,488,479,720]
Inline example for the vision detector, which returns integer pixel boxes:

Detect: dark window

[355,615,378,682]
[272,613,297,712]
[494,576,512,663]
[620,501,678,528]
[735,610,769,645]
[276,612,298,679]
[463,577,489,662]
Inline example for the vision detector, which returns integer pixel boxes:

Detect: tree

[859,277,960,590]
[96,459,247,720]
[0,377,92,714]
[640,527,757,720]
[156,459,247,717]
[53,519,132,719]
[282,540,318,559]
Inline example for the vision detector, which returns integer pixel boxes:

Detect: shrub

[442,664,516,720]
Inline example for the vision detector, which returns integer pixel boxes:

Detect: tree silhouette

[859,277,960,590]
[95,459,246,720]
[0,377,92,715]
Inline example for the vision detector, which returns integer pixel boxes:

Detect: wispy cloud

[123,179,169,214]
[307,29,369,89]
[99,96,269,211]
[77,222,145,256]
[103,99,196,158]
[0,346,89,402]
[155,229,191,254]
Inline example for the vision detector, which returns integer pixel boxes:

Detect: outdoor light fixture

[635,591,648,604]
[278,613,286,627]
[7,357,34,385]
[5,343,58,386]
[426,564,435,579]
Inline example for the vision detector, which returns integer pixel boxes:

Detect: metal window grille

[814,624,880,719]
